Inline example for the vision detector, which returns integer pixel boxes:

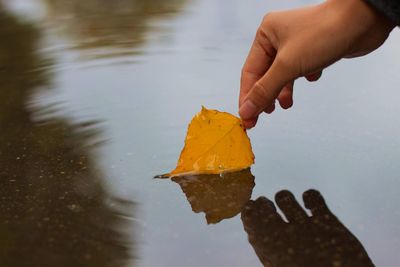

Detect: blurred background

[0,0,399,266]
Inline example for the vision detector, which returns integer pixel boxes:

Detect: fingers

[239,25,276,107]
[275,190,308,223]
[303,189,333,217]
[242,69,318,122]
[277,81,294,109]
[305,70,323,82]
[264,103,275,114]
[239,54,296,127]
[241,67,321,123]
[241,197,284,227]
[241,68,322,123]
[254,81,293,118]
[262,80,293,114]
[241,117,258,129]
[239,17,277,129]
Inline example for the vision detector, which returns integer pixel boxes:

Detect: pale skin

[239,0,395,129]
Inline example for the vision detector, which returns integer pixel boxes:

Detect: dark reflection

[0,6,134,267]
[241,190,374,267]
[171,169,255,224]
[43,0,188,59]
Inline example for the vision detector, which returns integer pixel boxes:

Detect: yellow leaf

[172,169,255,224]
[166,106,255,177]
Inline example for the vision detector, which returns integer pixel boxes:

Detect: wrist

[364,0,400,26]
[318,0,395,57]
[332,0,396,28]
[325,0,395,31]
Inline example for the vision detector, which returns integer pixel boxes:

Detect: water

[1,0,400,266]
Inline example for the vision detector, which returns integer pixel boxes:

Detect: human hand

[241,190,374,267]
[239,0,395,129]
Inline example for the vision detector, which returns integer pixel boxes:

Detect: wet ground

[1,0,400,266]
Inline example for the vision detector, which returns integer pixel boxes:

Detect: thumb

[239,56,295,122]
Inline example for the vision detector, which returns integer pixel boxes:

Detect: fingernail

[239,99,258,120]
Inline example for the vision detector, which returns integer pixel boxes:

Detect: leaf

[163,106,255,177]
[172,169,255,224]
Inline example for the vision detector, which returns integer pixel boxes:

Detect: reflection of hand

[241,190,374,267]
[239,0,395,129]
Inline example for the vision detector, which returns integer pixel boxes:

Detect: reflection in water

[171,169,255,224]
[241,190,374,267]
[0,6,134,267]
[43,0,188,59]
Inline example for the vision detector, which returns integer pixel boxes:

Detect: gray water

[1,0,400,266]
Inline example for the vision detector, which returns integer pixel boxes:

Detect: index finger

[239,27,276,107]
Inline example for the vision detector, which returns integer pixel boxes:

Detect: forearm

[364,0,400,25]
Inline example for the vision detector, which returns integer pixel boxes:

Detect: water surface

[1,0,400,266]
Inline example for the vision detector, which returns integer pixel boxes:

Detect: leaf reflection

[171,169,255,224]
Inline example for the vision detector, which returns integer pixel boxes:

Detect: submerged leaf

[172,169,255,224]
[164,106,255,177]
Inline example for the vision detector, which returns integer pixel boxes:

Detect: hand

[239,0,395,129]
[241,190,374,267]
